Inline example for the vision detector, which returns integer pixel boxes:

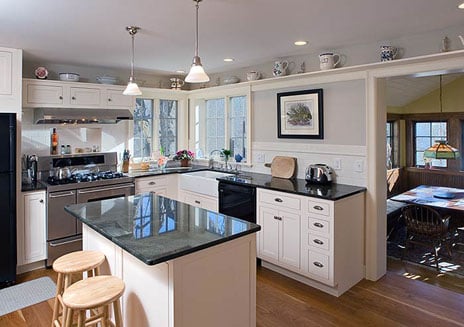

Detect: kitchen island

[65,193,260,327]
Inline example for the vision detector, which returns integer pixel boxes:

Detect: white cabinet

[18,190,47,265]
[178,189,217,211]
[257,189,301,271]
[22,79,134,110]
[0,47,22,111]
[135,175,168,196]
[257,187,365,297]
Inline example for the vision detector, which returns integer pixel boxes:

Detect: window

[194,94,249,161]
[386,121,394,169]
[134,98,178,159]
[414,121,447,167]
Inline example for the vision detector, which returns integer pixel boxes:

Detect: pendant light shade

[185,0,210,83]
[423,75,460,160]
[123,26,142,96]
[424,140,460,159]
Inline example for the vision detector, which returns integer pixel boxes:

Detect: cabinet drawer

[137,176,168,189]
[184,192,217,211]
[307,217,330,235]
[307,251,330,280]
[260,190,300,211]
[307,233,330,252]
[308,200,330,216]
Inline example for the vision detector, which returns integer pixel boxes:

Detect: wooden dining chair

[401,204,453,271]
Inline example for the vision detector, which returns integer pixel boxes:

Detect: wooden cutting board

[268,156,297,179]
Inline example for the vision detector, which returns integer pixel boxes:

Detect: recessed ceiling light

[223,58,234,62]
[294,41,308,46]
[459,2,464,9]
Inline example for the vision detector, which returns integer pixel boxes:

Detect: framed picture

[277,89,323,139]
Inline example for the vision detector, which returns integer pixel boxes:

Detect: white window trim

[188,85,252,162]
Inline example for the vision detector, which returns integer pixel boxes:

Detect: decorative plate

[34,66,48,79]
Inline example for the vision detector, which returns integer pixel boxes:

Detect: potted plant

[173,149,195,167]
[221,149,231,167]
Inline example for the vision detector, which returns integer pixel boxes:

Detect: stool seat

[63,275,125,309]
[53,250,105,274]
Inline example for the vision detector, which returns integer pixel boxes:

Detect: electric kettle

[26,154,38,182]
[305,164,334,184]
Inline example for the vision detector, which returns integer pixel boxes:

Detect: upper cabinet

[0,47,22,112]
[23,79,134,110]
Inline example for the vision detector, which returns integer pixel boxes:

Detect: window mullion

[224,96,230,150]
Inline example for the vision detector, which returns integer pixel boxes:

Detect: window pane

[230,96,247,159]
[206,98,225,153]
[413,121,447,168]
[134,99,153,158]
[416,137,432,151]
[159,99,177,156]
[431,122,446,137]
[415,122,430,136]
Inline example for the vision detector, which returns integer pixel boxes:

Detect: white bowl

[223,76,240,84]
[59,73,80,82]
[96,76,118,85]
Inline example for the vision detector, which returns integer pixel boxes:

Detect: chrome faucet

[209,149,223,169]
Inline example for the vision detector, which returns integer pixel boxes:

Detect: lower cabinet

[18,190,47,265]
[257,188,365,297]
[178,190,217,211]
[135,175,168,196]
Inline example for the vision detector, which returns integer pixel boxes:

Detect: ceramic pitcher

[380,45,398,61]
[319,53,341,70]
[272,60,289,77]
[170,78,185,90]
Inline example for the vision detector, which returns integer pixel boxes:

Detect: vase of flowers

[174,149,195,167]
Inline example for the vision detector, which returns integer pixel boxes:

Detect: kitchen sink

[179,170,234,197]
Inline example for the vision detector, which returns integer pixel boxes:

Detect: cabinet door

[0,51,12,96]
[0,48,21,111]
[23,192,47,263]
[26,84,64,106]
[279,210,300,269]
[106,88,134,108]
[258,206,279,261]
[70,87,101,106]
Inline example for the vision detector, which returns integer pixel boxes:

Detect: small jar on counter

[60,145,66,155]
[66,145,72,154]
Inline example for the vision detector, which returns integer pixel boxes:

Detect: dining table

[390,185,464,212]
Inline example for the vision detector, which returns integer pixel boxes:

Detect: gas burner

[47,170,126,185]
[98,171,125,179]
[47,175,78,185]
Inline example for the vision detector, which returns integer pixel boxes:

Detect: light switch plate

[354,159,364,172]
[333,158,342,170]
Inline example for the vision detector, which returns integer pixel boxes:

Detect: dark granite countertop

[21,181,48,192]
[127,165,208,178]
[65,193,261,265]
[217,171,366,201]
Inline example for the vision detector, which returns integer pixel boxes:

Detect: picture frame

[277,88,323,139]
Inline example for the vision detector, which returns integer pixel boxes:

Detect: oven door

[77,182,135,204]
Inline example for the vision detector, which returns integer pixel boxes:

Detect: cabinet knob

[59,96,63,100]
[313,239,324,245]
[108,98,112,102]
[313,261,324,268]
[313,222,324,228]
[274,198,283,203]
[72,96,76,100]
[273,215,282,221]
[195,200,201,204]
[39,199,44,203]
[148,181,156,185]
[313,205,323,211]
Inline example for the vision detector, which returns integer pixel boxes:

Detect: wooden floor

[1,260,463,327]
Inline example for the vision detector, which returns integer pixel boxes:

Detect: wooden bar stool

[62,275,125,327]
[51,250,106,327]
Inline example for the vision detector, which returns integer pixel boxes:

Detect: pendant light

[123,26,142,96]
[185,0,210,83]
[423,75,460,160]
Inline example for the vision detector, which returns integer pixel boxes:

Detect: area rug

[388,223,464,277]
[0,277,56,316]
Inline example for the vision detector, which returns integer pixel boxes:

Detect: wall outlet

[333,158,342,170]
[354,159,364,172]
[255,152,265,163]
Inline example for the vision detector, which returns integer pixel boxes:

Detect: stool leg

[51,273,64,327]
[113,299,123,327]
[77,310,86,327]
[64,308,73,327]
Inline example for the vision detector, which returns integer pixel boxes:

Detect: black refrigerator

[0,113,16,287]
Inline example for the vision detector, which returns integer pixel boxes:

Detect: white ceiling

[1,0,463,76]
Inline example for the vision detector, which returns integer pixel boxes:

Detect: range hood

[34,108,133,124]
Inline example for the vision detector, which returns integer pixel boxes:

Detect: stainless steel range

[37,152,135,266]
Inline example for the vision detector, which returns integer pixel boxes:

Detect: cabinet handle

[39,199,44,203]
[313,205,324,211]
[313,222,324,228]
[72,96,76,100]
[195,200,201,204]
[273,216,282,221]
[59,96,63,100]
[313,239,324,245]
[148,181,156,185]
[313,261,324,268]
[274,198,283,203]
[108,98,112,102]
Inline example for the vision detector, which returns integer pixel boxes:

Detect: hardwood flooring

[1,261,463,326]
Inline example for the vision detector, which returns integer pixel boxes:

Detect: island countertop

[64,193,261,265]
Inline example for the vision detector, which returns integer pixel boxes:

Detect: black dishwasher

[218,181,256,223]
